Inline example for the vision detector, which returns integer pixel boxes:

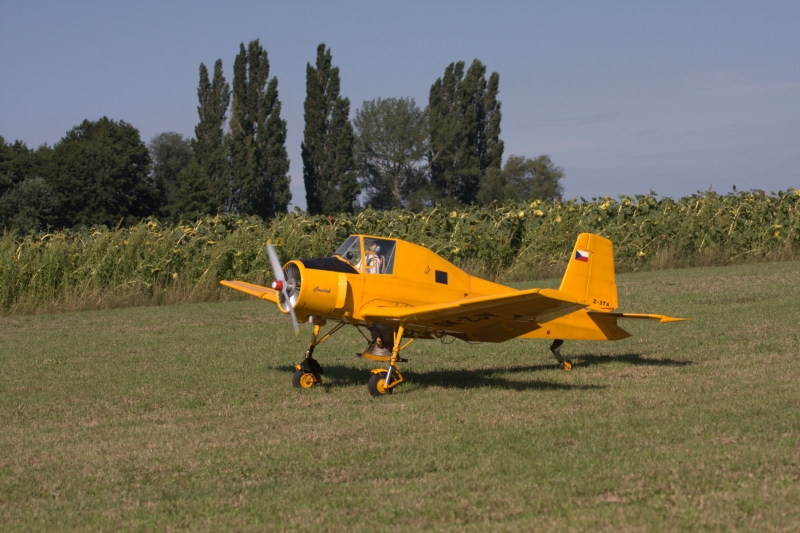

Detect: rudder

[558,233,618,311]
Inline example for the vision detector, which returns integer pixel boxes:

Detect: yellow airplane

[221,233,686,397]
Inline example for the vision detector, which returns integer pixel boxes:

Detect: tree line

[0,41,564,232]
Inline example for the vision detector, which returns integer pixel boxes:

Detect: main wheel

[293,370,316,389]
[368,372,392,397]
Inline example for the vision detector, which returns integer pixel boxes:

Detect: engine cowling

[276,260,348,321]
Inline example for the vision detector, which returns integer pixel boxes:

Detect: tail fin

[558,233,618,311]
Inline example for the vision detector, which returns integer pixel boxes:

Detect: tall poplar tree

[480,70,503,176]
[169,160,214,222]
[192,59,230,214]
[302,44,358,215]
[227,40,291,218]
[428,59,503,206]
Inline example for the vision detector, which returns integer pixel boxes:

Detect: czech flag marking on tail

[575,250,590,262]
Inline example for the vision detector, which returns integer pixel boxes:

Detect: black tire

[368,372,392,397]
[292,369,304,388]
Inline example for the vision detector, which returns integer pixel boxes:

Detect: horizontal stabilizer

[587,311,688,323]
[220,280,279,303]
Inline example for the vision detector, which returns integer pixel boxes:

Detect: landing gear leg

[368,325,410,397]
[293,323,323,388]
[293,323,323,389]
[550,339,572,371]
[292,319,346,389]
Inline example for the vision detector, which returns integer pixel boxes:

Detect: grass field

[2,261,799,531]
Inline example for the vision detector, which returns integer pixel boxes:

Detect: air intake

[279,263,302,311]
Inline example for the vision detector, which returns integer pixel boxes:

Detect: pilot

[363,241,384,274]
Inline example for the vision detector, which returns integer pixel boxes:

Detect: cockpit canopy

[333,235,397,274]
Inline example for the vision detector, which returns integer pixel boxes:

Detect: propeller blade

[288,305,300,337]
[266,241,300,337]
[266,241,285,284]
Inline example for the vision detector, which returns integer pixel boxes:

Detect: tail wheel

[562,360,573,371]
[368,372,392,397]
[293,370,316,389]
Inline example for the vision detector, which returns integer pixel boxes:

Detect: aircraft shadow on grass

[569,353,693,369]
[277,363,607,392]
[277,353,690,392]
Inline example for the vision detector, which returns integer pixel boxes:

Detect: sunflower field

[1,189,797,312]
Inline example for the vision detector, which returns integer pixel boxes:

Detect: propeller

[266,241,299,336]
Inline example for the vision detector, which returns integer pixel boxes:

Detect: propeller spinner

[267,241,300,336]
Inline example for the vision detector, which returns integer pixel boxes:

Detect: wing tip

[219,279,279,302]
[660,316,689,323]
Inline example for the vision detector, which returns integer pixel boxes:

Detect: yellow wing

[220,280,279,303]
[361,288,585,342]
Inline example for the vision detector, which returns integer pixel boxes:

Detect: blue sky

[1,0,797,209]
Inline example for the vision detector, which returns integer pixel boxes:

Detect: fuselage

[276,234,631,342]
[280,234,514,327]
[222,232,685,344]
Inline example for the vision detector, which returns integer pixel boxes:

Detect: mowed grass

[1,262,799,532]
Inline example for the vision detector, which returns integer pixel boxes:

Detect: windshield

[332,236,362,269]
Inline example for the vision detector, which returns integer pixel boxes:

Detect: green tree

[302,43,358,215]
[169,160,216,222]
[0,138,24,199]
[477,154,565,206]
[0,137,53,188]
[0,137,58,230]
[0,136,12,169]
[428,59,503,206]
[227,40,291,218]
[481,71,503,175]
[46,117,158,227]
[148,132,193,214]
[0,137,31,182]
[0,174,58,232]
[193,59,230,215]
[353,97,429,210]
